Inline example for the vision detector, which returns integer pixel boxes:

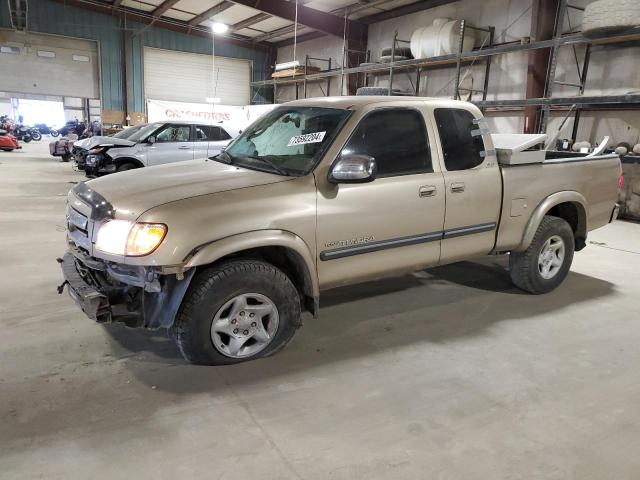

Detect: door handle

[450,182,465,193]
[178,145,191,150]
[419,185,437,197]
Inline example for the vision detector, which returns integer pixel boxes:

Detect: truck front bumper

[58,251,195,329]
[59,253,111,322]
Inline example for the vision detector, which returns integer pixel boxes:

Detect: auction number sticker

[288,131,326,147]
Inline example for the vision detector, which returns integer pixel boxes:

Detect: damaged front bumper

[58,250,195,329]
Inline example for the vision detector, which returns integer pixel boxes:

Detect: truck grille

[67,206,91,251]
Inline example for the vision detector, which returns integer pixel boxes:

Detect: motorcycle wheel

[23,136,32,143]
[31,131,42,141]
[50,129,59,137]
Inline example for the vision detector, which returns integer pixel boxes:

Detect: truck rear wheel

[509,215,575,294]
[173,259,302,365]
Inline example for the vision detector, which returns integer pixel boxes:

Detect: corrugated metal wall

[1,0,270,112]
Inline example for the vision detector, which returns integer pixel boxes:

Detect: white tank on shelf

[410,18,477,59]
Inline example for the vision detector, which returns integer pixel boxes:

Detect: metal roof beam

[151,0,181,17]
[227,0,367,39]
[188,1,234,26]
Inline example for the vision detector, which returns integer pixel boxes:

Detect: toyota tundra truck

[58,96,621,365]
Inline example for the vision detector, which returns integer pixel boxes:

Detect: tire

[380,46,413,58]
[23,136,32,143]
[582,0,640,38]
[50,129,59,137]
[1,148,14,152]
[173,259,302,365]
[116,162,136,172]
[31,131,42,141]
[509,215,575,294]
[61,153,71,162]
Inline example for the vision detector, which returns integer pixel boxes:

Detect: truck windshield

[220,107,350,176]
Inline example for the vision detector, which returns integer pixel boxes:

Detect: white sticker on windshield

[288,131,326,147]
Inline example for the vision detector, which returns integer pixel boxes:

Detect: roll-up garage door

[0,29,99,99]
[143,47,250,105]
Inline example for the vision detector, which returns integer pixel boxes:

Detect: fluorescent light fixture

[275,60,300,71]
[37,50,56,58]
[211,22,228,34]
[205,97,221,103]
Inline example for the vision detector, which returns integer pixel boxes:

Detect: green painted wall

[0,0,271,111]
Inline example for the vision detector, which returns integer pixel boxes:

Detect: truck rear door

[432,107,502,263]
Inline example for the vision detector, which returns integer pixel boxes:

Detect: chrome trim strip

[320,222,497,261]
[442,222,496,239]
[320,231,442,261]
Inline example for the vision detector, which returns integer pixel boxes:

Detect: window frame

[433,107,486,172]
[335,106,434,179]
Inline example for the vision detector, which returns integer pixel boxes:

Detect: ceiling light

[211,22,228,34]
[205,97,221,103]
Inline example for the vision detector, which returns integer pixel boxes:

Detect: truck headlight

[95,220,167,256]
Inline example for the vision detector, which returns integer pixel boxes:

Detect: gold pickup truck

[58,96,621,365]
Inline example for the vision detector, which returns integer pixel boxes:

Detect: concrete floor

[1,142,640,479]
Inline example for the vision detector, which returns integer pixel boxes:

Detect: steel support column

[523,0,557,133]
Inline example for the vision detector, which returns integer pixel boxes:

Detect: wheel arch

[111,156,144,169]
[184,230,319,317]
[517,191,588,252]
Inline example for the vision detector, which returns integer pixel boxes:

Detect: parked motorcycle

[58,120,87,138]
[0,129,20,151]
[35,123,60,137]
[12,124,35,143]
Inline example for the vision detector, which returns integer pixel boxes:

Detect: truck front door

[316,107,446,289]
[432,107,502,263]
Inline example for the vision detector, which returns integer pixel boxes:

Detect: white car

[75,121,240,176]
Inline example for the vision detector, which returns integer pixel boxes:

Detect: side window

[155,124,191,143]
[195,126,208,141]
[434,108,485,171]
[215,127,232,141]
[194,125,232,141]
[341,109,432,177]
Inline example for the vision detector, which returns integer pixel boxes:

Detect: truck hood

[74,136,136,150]
[84,159,291,220]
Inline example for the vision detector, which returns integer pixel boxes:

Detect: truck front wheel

[173,259,302,365]
[509,215,575,294]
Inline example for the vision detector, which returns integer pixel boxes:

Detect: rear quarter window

[434,108,485,171]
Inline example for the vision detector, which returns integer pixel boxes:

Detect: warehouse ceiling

[60,0,460,47]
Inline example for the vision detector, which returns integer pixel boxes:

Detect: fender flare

[516,191,588,251]
[183,230,319,299]
[111,156,144,169]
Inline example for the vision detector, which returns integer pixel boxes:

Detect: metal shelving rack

[251,5,640,136]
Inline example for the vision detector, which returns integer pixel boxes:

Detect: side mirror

[328,154,377,184]
[147,136,156,144]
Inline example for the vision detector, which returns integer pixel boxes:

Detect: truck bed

[495,152,621,251]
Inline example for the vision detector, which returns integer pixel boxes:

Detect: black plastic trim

[320,222,497,261]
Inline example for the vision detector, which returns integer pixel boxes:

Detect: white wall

[276,36,346,102]
[275,0,640,144]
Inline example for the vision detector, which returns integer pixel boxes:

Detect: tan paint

[67,96,620,300]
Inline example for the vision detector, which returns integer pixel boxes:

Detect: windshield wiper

[244,155,289,176]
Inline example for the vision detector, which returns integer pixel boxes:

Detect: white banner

[146,99,276,130]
